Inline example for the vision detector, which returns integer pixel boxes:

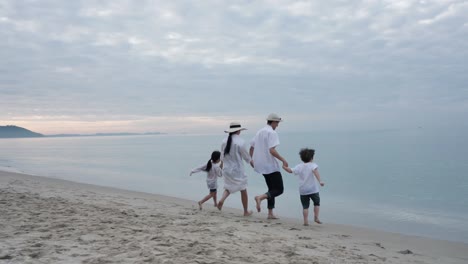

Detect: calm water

[1,128,467,243]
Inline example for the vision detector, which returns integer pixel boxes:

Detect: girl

[190,150,223,210]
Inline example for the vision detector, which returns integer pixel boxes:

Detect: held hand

[282,165,292,173]
[282,160,289,168]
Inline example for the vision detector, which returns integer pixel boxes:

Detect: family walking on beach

[190,113,325,226]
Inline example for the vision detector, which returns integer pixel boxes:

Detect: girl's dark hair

[205,150,221,172]
[299,148,315,163]
[223,132,235,155]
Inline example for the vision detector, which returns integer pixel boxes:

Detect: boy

[282,148,324,226]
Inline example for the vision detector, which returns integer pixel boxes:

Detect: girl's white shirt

[221,134,251,193]
[191,161,222,190]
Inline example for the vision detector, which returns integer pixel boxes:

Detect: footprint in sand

[0,255,13,260]
[9,180,24,186]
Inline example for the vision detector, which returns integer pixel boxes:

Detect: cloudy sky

[1,0,467,134]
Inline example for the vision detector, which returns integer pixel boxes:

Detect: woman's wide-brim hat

[224,122,247,133]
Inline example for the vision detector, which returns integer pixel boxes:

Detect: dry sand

[1,170,467,264]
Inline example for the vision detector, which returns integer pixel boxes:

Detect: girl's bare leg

[198,193,214,210]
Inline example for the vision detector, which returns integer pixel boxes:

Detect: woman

[218,122,253,216]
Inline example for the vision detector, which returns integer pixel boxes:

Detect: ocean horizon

[1,128,467,243]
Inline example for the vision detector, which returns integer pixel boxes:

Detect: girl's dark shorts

[209,189,217,193]
[300,193,320,209]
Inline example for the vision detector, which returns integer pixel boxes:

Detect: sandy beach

[1,170,467,264]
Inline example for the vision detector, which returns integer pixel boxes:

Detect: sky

[1,0,467,135]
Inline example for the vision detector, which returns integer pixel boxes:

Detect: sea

[1,128,467,243]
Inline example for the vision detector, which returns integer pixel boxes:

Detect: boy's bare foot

[314,218,322,224]
[254,196,261,212]
[217,201,224,211]
[303,223,309,226]
[244,210,253,216]
[198,201,202,210]
[267,215,279,220]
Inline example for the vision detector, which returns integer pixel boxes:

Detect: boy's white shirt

[291,162,319,195]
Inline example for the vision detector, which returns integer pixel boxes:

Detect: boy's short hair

[299,148,315,163]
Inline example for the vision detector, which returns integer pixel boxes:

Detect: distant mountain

[46,132,164,138]
[0,125,164,138]
[0,125,44,138]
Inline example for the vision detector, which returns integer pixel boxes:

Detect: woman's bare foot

[314,218,322,224]
[217,201,224,211]
[198,201,202,210]
[254,196,261,212]
[244,210,253,216]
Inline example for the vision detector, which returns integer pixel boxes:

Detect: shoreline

[1,170,467,263]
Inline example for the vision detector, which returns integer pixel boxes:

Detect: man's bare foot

[314,218,322,224]
[267,215,279,220]
[198,201,202,210]
[217,201,224,211]
[254,196,261,212]
[244,210,253,216]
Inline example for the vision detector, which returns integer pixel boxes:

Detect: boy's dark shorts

[300,193,320,209]
[209,189,217,193]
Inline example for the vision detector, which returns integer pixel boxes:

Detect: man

[250,113,288,219]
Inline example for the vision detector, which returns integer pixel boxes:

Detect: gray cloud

[1,0,467,133]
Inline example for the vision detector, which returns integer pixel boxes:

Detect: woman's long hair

[223,132,235,156]
[205,150,221,172]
